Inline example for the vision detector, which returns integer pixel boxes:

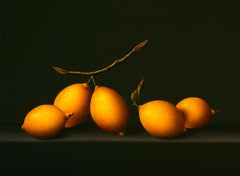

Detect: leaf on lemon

[131,79,144,106]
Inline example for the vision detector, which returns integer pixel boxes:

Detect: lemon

[90,86,130,136]
[22,104,67,139]
[138,100,186,138]
[54,83,92,128]
[176,97,215,129]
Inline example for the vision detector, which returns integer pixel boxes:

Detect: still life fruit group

[21,39,218,139]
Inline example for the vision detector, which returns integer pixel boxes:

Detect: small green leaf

[131,89,139,106]
[137,79,144,96]
[130,79,144,106]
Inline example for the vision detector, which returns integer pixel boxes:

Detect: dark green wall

[2,1,240,124]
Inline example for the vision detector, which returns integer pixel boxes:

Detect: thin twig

[52,39,148,76]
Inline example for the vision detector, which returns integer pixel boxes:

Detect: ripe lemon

[176,97,215,129]
[54,83,92,128]
[138,100,186,138]
[21,104,67,139]
[90,86,130,136]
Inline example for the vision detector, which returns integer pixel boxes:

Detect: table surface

[1,121,240,143]
[1,121,240,175]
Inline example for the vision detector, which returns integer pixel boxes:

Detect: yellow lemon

[90,86,130,136]
[54,83,92,128]
[176,97,215,129]
[22,104,67,139]
[138,100,186,138]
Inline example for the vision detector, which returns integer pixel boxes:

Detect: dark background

[2,1,240,124]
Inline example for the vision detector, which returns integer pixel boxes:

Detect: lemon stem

[132,102,138,107]
[52,39,148,76]
[213,109,221,115]
[91,76,97,87]
[215,109,222,113]
[86,77,92,84]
